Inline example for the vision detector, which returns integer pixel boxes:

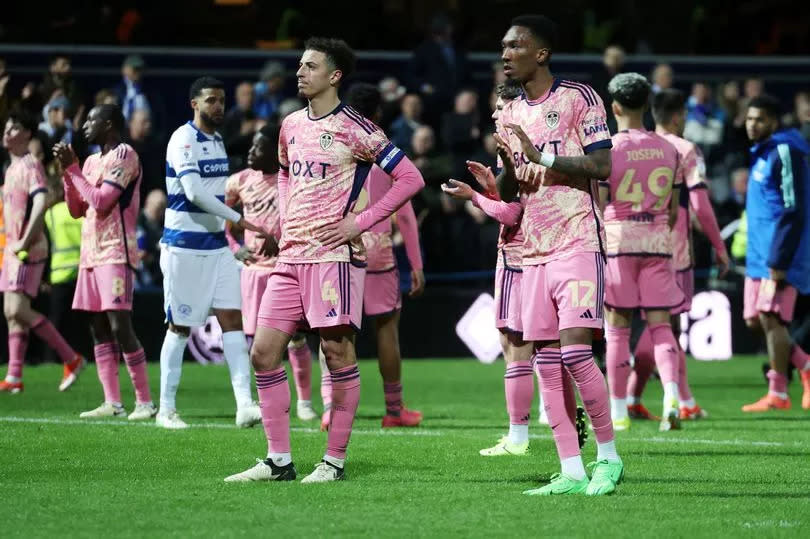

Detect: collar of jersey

[186,120,222,143]
[522,78,561,106]
[307,102,345,121]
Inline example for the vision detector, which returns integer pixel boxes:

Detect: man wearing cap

[38,95,73,147]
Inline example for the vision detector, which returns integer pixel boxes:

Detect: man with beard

[156,77,265,429]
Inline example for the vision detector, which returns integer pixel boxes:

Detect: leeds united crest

[546,111,560,129]
[320,132,334,150]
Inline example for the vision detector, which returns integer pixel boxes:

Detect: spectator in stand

[39,53,84,129]
[38,95,73,147]
[651,63,674,94]
[277,97,304,121]
[592,45,626,132]
[135,189,167,289]
[126,108,164,197]
[94,88,119,107]
[28,130,60,184]
[716,80,750,180]
[223,81,259,172]
[410,13,470,128]
[728,168,749,265]
[253,60,288,121]
[492,61,507,88]
[410,125,452,186]
[378,76,407,129]
[743,78,764,102]
[684,82,726,186]
[116,55,150,122]
[441,88,481,180]
[390,93,423,153]
[0,57,9,129]
[794,91,810,143]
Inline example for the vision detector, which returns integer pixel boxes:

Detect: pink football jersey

[356,165,395,271]
[498,80,612,265]
[498,220,524,270]
[602,129,681,256]
[659,132,706,270]
[225,169,281,271]
[78,144,141,268]
[277,103,405,265]
[2,154,49,263]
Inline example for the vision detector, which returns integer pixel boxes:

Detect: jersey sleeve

[224,173,242,207]
[347,114,406,174]
[672,149,684,187]
[166,129,200,179]
[103,146,140,191]
[278,117,290,171]
[575,88,612,154]
[684,144,707,189]
[28,161,49,197]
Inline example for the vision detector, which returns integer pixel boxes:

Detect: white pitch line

[0,416,441,437]
[0,415,797,447]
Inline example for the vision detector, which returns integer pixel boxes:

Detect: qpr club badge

[320,132,334,150]
[546,111,560,129]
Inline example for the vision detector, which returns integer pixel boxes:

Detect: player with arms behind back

[54,104,156,420]
[225,37,423,484]
[597,73,684,433]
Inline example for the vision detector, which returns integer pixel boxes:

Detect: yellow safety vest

[731,210,747,261]
[45,202,82,284]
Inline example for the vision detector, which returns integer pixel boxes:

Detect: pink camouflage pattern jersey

[66,143,141,269]
[277,103,406,265]
[658,132,720,271]
[498,79,613,265]
[2,153,49,263]
[354,165,422,273]
[600,129,682,257]
[225,168,281,271]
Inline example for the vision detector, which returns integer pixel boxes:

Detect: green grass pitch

[1,356,809,538]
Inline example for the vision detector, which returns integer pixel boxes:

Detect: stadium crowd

[1,19,809,282]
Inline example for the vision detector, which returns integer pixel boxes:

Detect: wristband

[540,152,555,168]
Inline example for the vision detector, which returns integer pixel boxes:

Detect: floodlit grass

[1,356,808,538]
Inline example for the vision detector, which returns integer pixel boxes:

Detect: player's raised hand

[235,246,257,266]
[466,161,497,194]
[441,179,475,200]
[492,132,515,171]
[53,143,78,169]
[505,123,541,164]
[316,212,362,250]
[409,268,425,297]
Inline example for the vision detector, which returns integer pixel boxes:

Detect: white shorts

[160,245,241,327]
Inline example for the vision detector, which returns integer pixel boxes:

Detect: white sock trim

[597,439,620,462]
[560,455,586,480]
[323,454,345,469]
[267,452,292,467]
[507,423,529,444]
